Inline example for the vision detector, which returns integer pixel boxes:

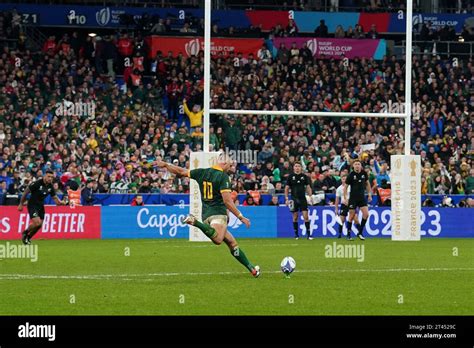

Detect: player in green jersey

[155,154,261,278]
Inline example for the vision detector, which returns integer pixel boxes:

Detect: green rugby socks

[192,220,217,239]
[231,246,254,272]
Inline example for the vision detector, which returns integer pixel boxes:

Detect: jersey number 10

[203,181,213,200]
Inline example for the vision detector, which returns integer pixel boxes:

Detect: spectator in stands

[375,161,390,187]
[103,35,118,79]
[268,195,280,206]
[70,31,82,57]
[286,19,299,37]
[367,24,379,39]
[183,98,203,128]
[117,32,134,62]
[258,44,272,62]
[422,197,435,207]
[94,36,105,74]
[353,24,365,39]
[346,26,354,38]
[466,169,474,194]
[261,175,275,194]
[300,42,313,62]
[277,43,290,64]
[243,193,258,206]
[180,23,195,33]
[314,19,328,37]
[7,170,21,195]
[83,35,95,61]
[42,35,56,53]
[434,175,450,195]
[81,179,95,206]
[438,196,457,208]
[150,18,165,34]
[0,180,7,204]
[290,42,299,57]
[131,195,144,206]
[451,173,465,194]
[334,25,345,38]
[377,179,391,206]
[166,77,182,121]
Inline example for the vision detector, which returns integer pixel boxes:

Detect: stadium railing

[6,0,466,13]
[399,40,474,57]
[11,193,469,207]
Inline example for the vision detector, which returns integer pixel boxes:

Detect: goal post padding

[390,155,421,241]
[189,151,221,242]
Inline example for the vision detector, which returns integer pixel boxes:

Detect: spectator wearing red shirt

[57,34,71,55]
[165,78,182,121]
[42,35,56,53]
[117,33,134,75]
[131,195,145,206]
[117,33,134,57]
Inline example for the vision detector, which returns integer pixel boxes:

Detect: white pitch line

[0,267,473,281]
[139,242,300,248]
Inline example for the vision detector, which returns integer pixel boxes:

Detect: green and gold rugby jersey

[190,165,231,220]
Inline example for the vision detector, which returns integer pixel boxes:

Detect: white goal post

[193,0,420,241]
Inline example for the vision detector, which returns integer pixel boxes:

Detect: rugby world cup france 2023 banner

[390,155,421,241]
[276,206,474,238]
[146,36,264,59]
[271,37,386,60]
[0,206,101,240]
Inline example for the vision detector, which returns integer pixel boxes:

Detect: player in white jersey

[335,174,360,240]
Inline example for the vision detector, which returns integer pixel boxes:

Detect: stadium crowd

[0,28,473,206]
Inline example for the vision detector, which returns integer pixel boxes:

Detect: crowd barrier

[0,3,471,33]
[36,193,473,207]
[0,206,471,240]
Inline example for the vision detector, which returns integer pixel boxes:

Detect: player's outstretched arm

[155,160,189,178]
[222,191,250,228]
[18,186,30,211]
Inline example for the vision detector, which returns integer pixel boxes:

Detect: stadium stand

[0,7,472,207]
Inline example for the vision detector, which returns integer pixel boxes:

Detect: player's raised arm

[155,160,190,177]
[221,191,250,228]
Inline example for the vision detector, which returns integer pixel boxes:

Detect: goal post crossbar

[209,109,408,119]
[203,0,413,155]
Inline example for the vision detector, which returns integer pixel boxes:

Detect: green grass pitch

[0,238,473,315]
